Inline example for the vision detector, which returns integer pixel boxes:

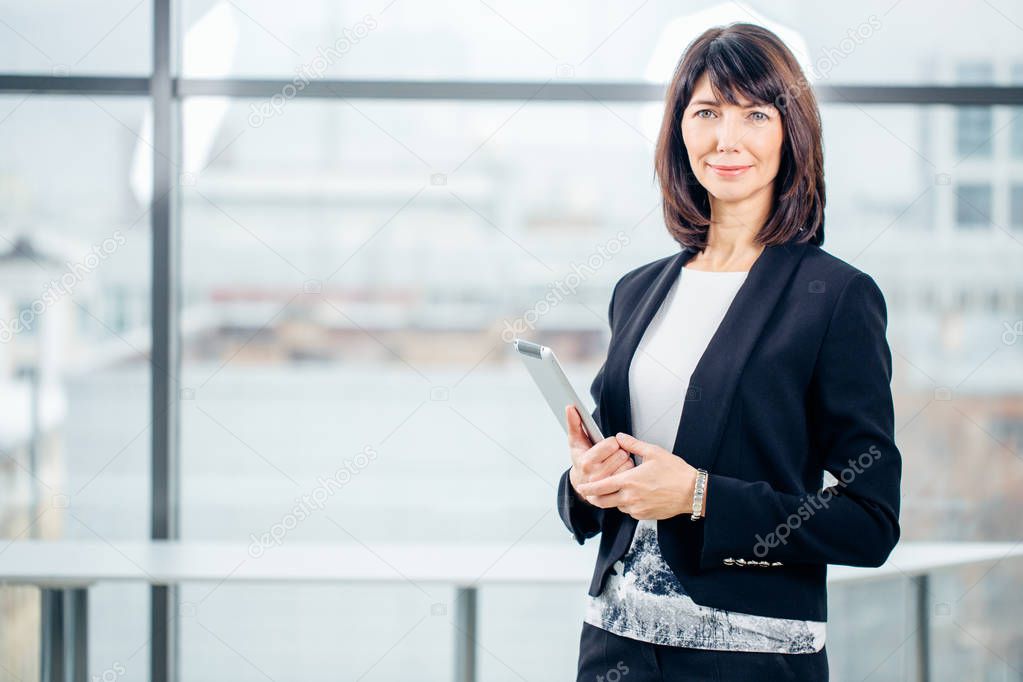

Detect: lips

[708,163,752,177]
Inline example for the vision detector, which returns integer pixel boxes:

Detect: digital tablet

[512,338,604,445]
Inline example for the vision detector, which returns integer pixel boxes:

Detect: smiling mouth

[708,164,752,177]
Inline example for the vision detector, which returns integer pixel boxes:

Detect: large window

[175,0,1023,85]
[955,183,993,229]
[0,95,152,680]
[2,2,1022,681]
[0,2,152,74]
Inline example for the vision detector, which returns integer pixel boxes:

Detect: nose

[716,114,743,153]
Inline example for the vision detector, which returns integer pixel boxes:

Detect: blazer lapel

[601,241,808,474]
[601,247,697,439]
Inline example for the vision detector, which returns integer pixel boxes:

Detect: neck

[694,187,771,271]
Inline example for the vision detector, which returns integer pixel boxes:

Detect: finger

[585,490,625,509]
[592,449,631,479]
[580,411,605,449]
[611,458,634,476]
[615,432,661,459]
[566,405,591,448]
[575,469,630,497]
[573,436,619,481]
[582,437,624,471]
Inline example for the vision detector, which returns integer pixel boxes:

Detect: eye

[749,111,769,122]
[695,109,716,119]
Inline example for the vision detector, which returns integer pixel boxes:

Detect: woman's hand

[572,432,702,521]
[566,405,634,505]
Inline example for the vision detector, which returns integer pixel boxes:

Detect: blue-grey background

[1,1,1021,680]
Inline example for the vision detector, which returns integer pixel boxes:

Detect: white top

[584,265,827,653]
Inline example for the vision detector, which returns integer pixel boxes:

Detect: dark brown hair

[654,22,825,249]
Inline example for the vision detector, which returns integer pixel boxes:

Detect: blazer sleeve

[697,272,902,569]
[556,279,619,545]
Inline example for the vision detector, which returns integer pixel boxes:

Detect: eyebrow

[688,98,769,109]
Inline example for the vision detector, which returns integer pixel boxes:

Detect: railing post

[39,587,87,682]
[39,588,64,682]
[454,586,477,682]
[67,588,88,682]
[913,573,930,682]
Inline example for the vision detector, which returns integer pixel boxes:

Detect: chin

[707,186,753,202]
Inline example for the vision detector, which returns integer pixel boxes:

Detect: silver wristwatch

[690,468,708,521]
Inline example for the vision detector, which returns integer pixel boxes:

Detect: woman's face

[680,71,784,205]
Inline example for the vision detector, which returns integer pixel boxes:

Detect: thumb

[566,405,592,448]
[615,432,661,459]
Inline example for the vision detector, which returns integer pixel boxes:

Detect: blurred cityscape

[1,1,1022,680]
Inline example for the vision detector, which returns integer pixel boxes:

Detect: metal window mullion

[0,75,149,95]
[1,76,1022,107]
[172,79,1023,105]
[151,1,181,682]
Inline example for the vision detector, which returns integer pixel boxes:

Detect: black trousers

[576,622,829,682]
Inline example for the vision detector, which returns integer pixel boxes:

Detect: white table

[2,540,1020,682]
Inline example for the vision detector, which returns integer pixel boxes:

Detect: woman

[558,23,902,682]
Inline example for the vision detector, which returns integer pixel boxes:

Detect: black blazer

[556,240,902,622]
